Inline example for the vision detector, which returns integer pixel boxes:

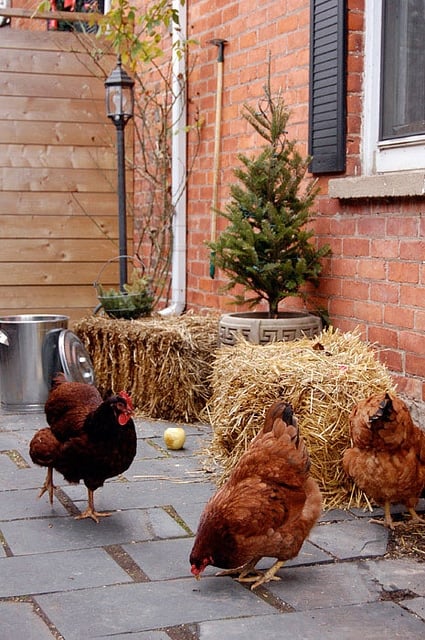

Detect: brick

[370,282,399,304]
[405,353,425,378]
[340,279,369,300]
[342,238,370,257]
[400,240,425,261]
[400,285,425,307]
[329,298,355,317]
[367,326,398,349]
[370,239,399,259]
[378,349,403,372]
[388,262,419,284]
[357,259,386,280]
[353,300,383,323]
[384,306,414,329]
[399,331,425,354]
[387,217,418,237]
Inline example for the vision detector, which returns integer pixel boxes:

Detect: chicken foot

[216,558,260,581]
[238,560,285,590]
[38,467,56,505]
[75,489,112,524]
[370,501,425,530]
[217,558,285,589]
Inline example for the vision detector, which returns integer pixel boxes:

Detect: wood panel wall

[0,28,133,325]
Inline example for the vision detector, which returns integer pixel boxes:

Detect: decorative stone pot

[219,311,322,346]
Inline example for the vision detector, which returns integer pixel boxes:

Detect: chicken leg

[75,488,112,524]
[38,467,56,505]
[216,558,260,581]
[370,501,425,530]
[237,560,285,590]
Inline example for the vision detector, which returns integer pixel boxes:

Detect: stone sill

[328,171,425,200]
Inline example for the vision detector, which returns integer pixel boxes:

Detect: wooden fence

[0,23,132,324]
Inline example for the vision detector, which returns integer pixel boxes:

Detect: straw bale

[74,313,219,422]
[204,327,396,510]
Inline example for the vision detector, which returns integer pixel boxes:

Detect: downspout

[159,0,187,316]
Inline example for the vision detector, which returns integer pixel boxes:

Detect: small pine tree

[209,78,331,319]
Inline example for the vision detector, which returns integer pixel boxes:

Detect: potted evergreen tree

[209,77,331,345]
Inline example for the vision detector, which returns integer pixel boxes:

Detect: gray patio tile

[266,561,381,609]
[309,519,389,559]
[124,537,216,581]
[0,487,68,519]
[96,633,170,640]
[365,557,425,596]
[34,577,273,639]
[0,548,132,597]
[1,507,187,555]
[0,459,45,491]
[0,600,55,640]
[64,477,215,513]
[198,601,425,640]
[401,596,425,620]
[130,454,207,479]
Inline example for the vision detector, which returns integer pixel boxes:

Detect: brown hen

[343,391,425,529]
[190,401,322,589]
[29,373,137,522]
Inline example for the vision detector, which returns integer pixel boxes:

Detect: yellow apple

[163,427,186,450]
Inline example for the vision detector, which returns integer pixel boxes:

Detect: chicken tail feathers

[263,401,296,433]
[370,392,393,426]
[50,372,67,390]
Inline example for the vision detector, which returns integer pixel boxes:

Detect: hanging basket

[94,256,154,320]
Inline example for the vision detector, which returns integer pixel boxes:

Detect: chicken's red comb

[118,391,133,411]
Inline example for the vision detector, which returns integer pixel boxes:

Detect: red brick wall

[185,0,313,312]
[182,0,425,401]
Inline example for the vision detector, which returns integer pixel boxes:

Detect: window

[363,0,425,174]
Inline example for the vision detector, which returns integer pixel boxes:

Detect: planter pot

[219,311,322,346]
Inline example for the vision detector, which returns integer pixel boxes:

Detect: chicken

[343,391,425,529]
[29,373,137,523]
[190,401,322,589]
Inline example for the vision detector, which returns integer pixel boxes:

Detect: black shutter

[309,0,347,174]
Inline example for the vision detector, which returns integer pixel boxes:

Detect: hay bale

[204,327,396,510]
[74,313,219,422]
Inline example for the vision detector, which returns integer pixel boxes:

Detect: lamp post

[104,56,135,290]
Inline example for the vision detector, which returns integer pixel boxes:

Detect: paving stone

[401,596,425,620]
[0,548,132,597]
[364,557,425,596]
[266,561,382,609]
[135,439,169,459]
[1,507,188,555]
[0,600,55,640]
[0,459,45,491]
[319,508,355,522]
[198,601,425,639]
[34,577,273,639]
[123,537,216,580]
[309,519,389,559]
[64,477,215,513]
[130,454,207,479]
[95,633,170,640]
[1,409,425,640]
[0,487,68,519]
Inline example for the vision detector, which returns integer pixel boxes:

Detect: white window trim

[362,0,425,175]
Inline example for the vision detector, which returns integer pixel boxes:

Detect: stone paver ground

[0,411,424,639]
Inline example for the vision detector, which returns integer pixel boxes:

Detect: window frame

[363,0,425,175]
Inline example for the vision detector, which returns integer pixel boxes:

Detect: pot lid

[58,330,95,385]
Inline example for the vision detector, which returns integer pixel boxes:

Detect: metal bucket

[0,314,69,412]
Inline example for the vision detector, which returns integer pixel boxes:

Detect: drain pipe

[160,0,187,316]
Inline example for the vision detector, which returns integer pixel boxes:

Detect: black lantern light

[104,56,135,289]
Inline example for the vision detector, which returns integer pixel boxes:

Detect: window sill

[328,171,425,200]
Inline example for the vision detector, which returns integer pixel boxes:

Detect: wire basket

[94,256,154,320]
